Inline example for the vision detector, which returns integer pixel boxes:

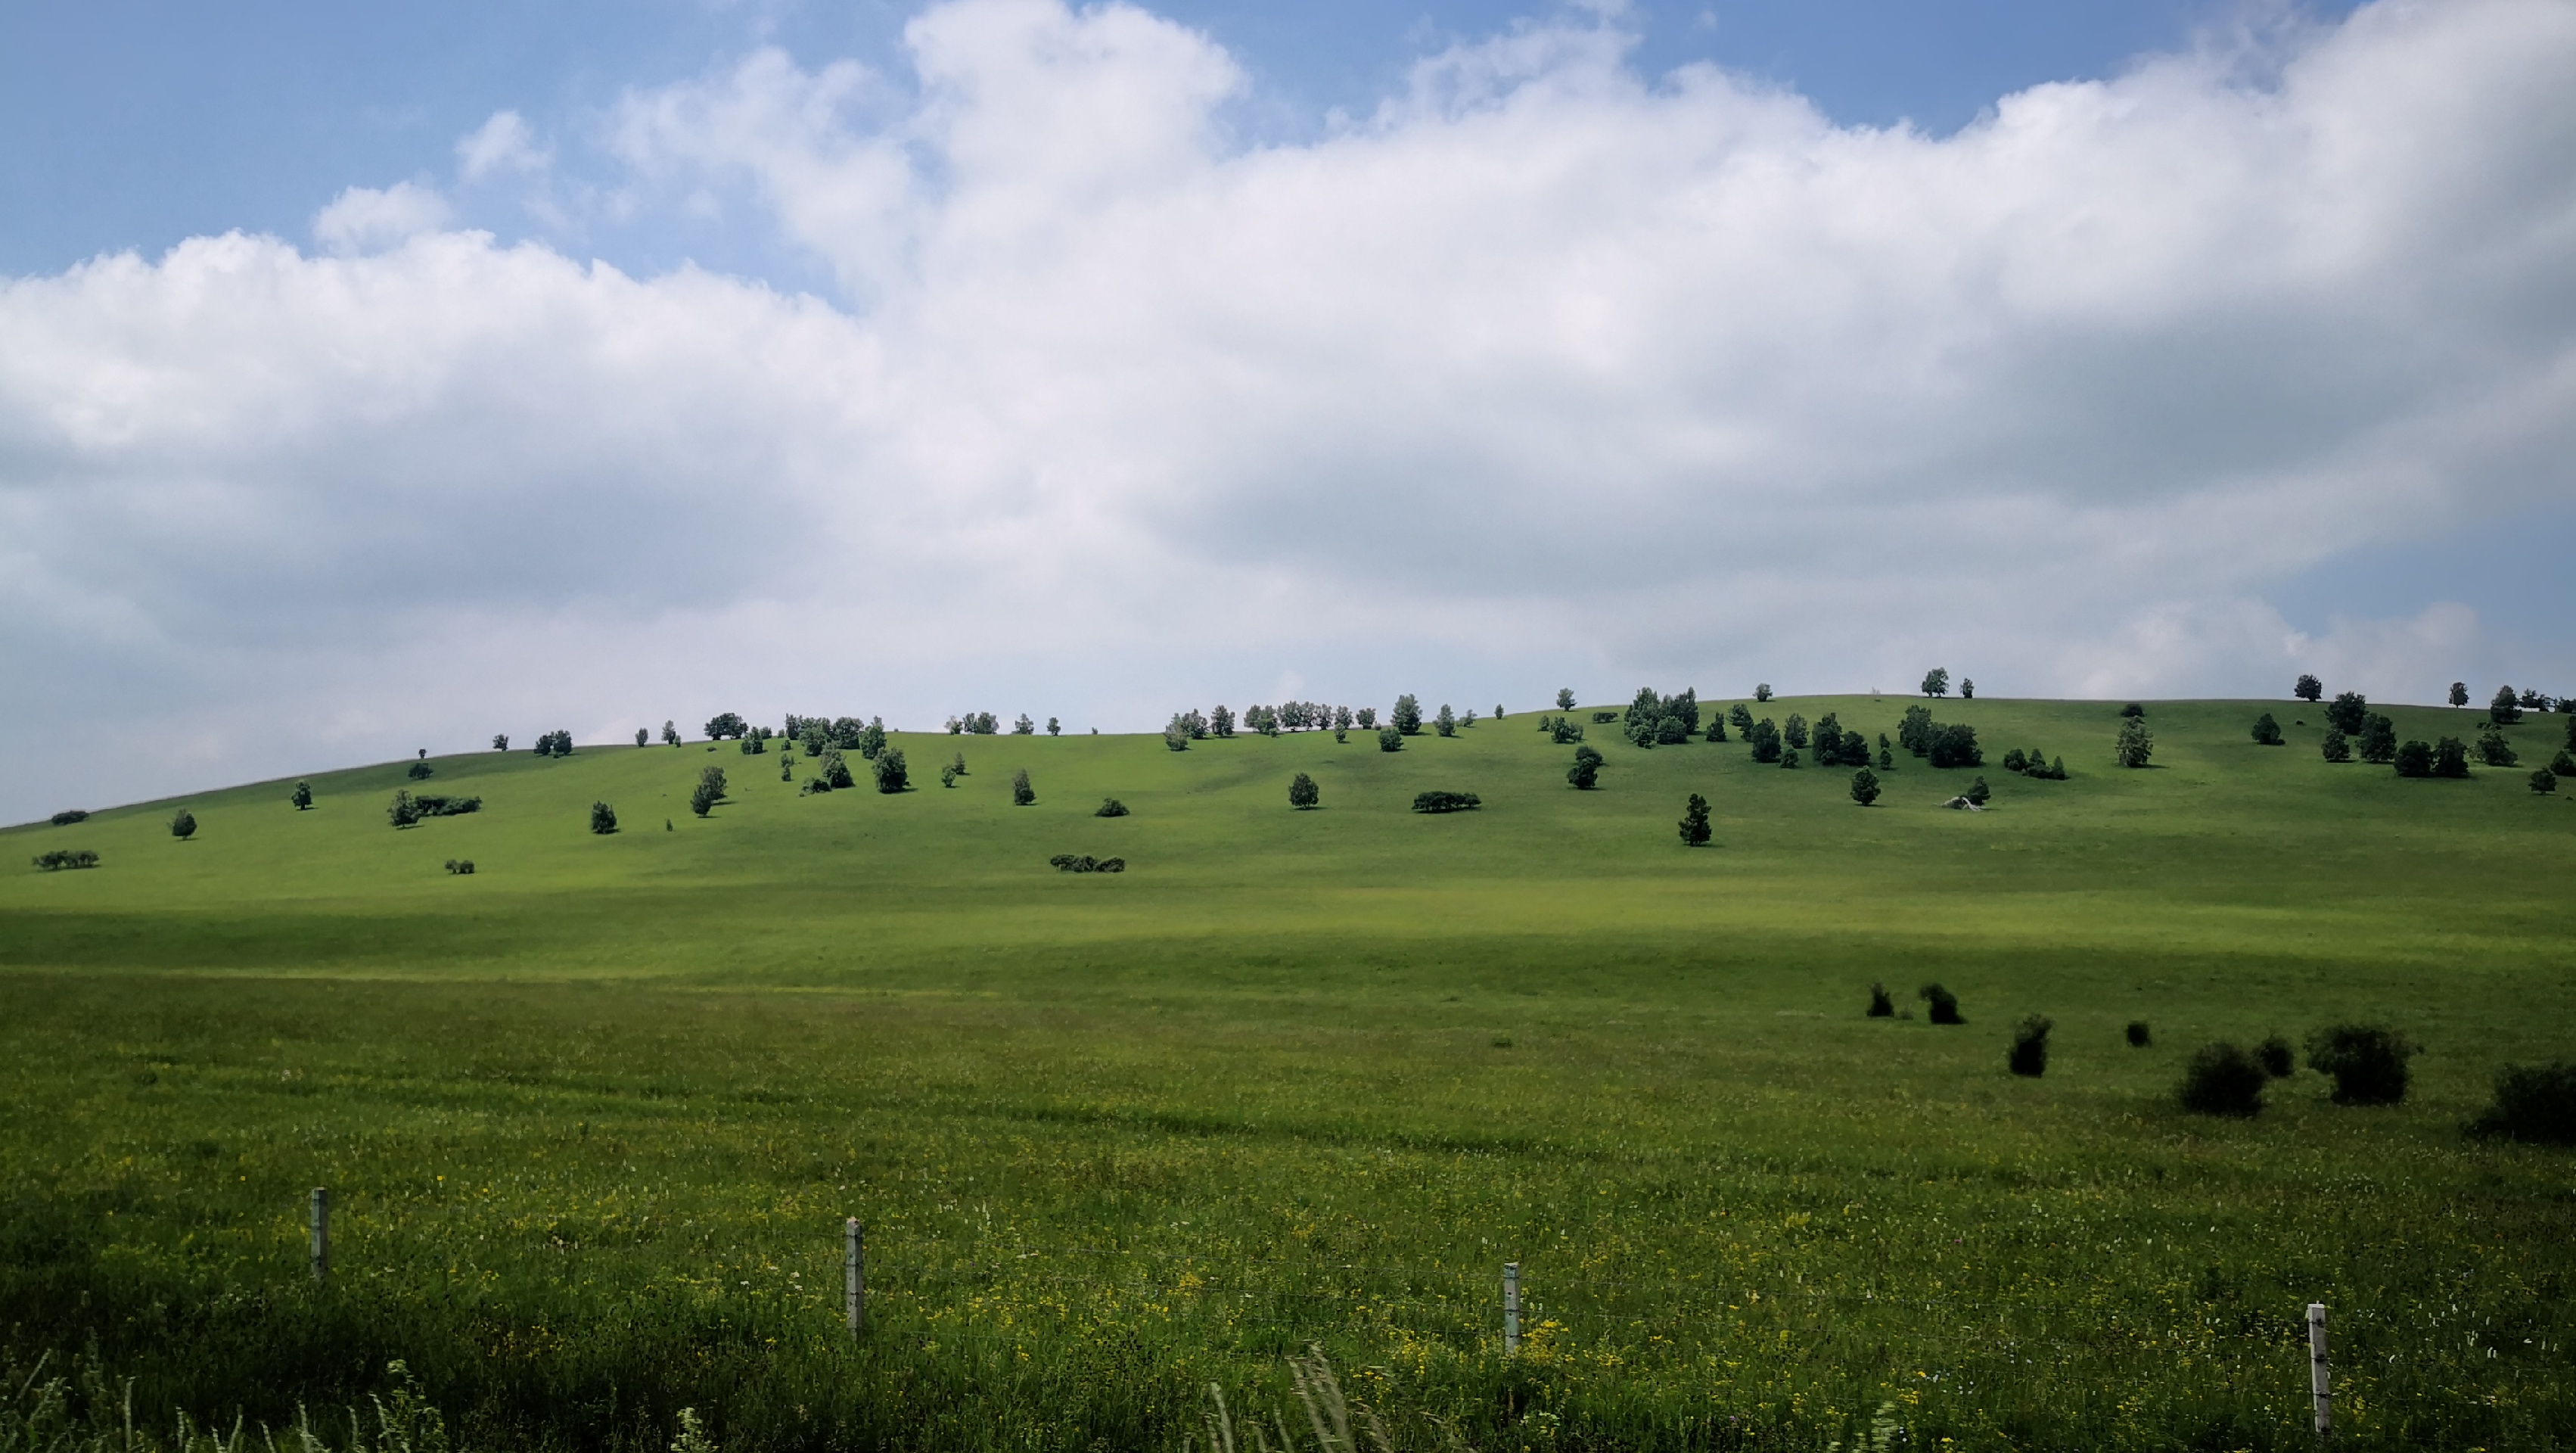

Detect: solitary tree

[2320,728,2352,763]
[1677,792,1712,847]
[291,781,313,811]
[2115,717,2153,769]
[1921,667,1950,698]
[2491,686,2524,726]
[1555,688,1577,711]
[1959,678,1975,700]
[704,712,748,741]
[662,720,681,747]
[1014,714,1036,736]
[1011,767,1036,806]
[1754,683,1773,702]
[2251,713,2284,745]
[2295,674,2324,702]
[873,749,909,793]
[1393,695,1424,736]
[1378,726,1403,753]
[168,807,197,840]
[2448,682,2469,708]
[492,734,510,751]
[1850,767,1882,807]
[2325,691,2370,735]
[1435,704,1457,737]
[1288,772,1320,810]
[691,766,728,816]
[1048,717,1061,736]
[590,801,618,835]
[1568,744,1604,789]
[634,727,648,748]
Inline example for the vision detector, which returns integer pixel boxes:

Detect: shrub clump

[2467,1061,2576,1145]
[2307,1025,2416,1105]
[1011,767,1036,806]
[691,766,729,816]
[1376,726,1403,753]
[873,749,909,794]
[169,809,197,841]
[407,761,434,779]
[589,801,619,835]
[32,848,100,872]
[2126,1020,2152,1048]
[2251,713,2285,745]
[48,810,88,826]
[2256,1034,2296,1078]
[1567,745,1603,789]
[1048,854,1126,873]
[1850,767,1882,806]
[1095,798,1130,817]
[1867,982,1894,1018]
[443,858,476,876]
[1919,983,1963,1025]
[1288,773,1320,811]
[2320,728,2351,763]
[1411,791,1481,814]
[2180,1043,2267,1115]
[2007,1015,2053,1077]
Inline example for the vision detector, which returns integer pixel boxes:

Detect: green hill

[3,696,2571,1452]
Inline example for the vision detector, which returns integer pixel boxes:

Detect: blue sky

[2,0,2571,822]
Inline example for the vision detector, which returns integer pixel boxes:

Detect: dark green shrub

[2320,729,2351,763]
[1411,791,1481,814]
[2180,1043,2267,1116]
[1754,683,1773,702]
[1434,705,1457,737]
[2393,739,2434,777]
[1784,714,1809,750]
[1850,767,1881,806]
[1966,775,1990,806]
[169,808,196,840]
[32,849,99,871]
[1590,711,1618,724]
[2357,714,2397,764]
[2467,1061,2576,1144]
[411,795,480,817]
[2307,1025,2415,1104]
[1930,722,1983,768]
[443,858,475,876]
[1779,748,1800,769]
[1919,983,1962,1025]
[1676,792,1711,846]
[1048,854,1126,873]
[387,792,421,829]
[1728,703,1755,733]
[1567,745,1602,789]
[2120,702,2145,718]
[2551,748,2576,777]
[819,750,853,790]
[1654,715,1689,745]
[1867,982,1894,1018]
[407,760,433,779]
[49,809,89,826]
[1096,798,1130,817]
[2008,1015,2052,1077]
[1748,718,1782,763]
[1288,773,1319,810]
[589,801,618,835]
[1009,767,1036,806]
[2432,736,2471,778]
[2531,768,2558,796]
[2251,713,2283,745]
[2477,727,2517,767]
[1377,726,1403,753]
[2127,1020,2152,1047]
[2256,1035,2295,1078]
[2325,692,2368,733]
[2002,748,2028,773]
[1704,715,1727,742]
[874,749,909,793]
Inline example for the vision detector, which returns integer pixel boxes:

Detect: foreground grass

[4,697,2572,1451]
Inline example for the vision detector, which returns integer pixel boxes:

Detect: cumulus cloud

[456,110,550,182]
[5,0,2576,820]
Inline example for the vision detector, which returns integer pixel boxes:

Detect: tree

[2115,717,2152,769]
[2449,681,2469,708]
[1048,717,1061,736]
[1929,723,1983,769]
[857,720,888,761]
[1728,703,1755,733]
[1677,792,1712,846]
[1879,747,1894,770]
[873,749,909,793]
[819,750,854,790]
[1959,678,1975,700]
[1850,767,1882,807]
[1555,688,1577,711]
[949,751,968,778]
[1164,714,1194,751]
[1011,767,1035,806]
[704,712,747,741]
[2320,729,2351,763]
[2251,713,2284,745]
[1435,704,1457,737]
[386,792,419,829]
[2554,748,2576,777]
[2530,768,2559,796]
[2392,739,2434,778]
[291,781,313,811]
[1356,707,1378,730]
[2432,736,2471,778]
[1013,714,1036,736]
[492,734,510,751]
[634,728,648,748]
[1378,725,1403,753]
[939,762,958,789]
[1783,714,1809,749]
[691,765,729,816]
[1494,705,1506,721]
[1921,667,1950,698]
[1754,683,1773,702]
[2008,1015,2052,1078]
[1393,695,1423,735]
[2119,702,2146,719]
[1748,718,1782,764]
[2357,714,2398,764]
[2491,686,2523,725]
[1897,705,1934,756]
[1289,772,1320,810]
[2325,691,2369,735]
[662,721,680,747]
[2295,674,2323,702]
[590,801,619,835]
[407,761,433,779]
[1779,748,1800,770]
[1567,744,1603,789]
[2478,726,2518,767]
[1966,775,1991,806]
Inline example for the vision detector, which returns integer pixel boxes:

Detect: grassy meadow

[2,695,2572,1452]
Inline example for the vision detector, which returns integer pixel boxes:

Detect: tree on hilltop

[1555,689,1577,711]
[1435,704,1457,737]
[2325,691,2369,736]
[2491,686,2523,725]
[2448,682,2469,709]
[704,712,747,741]
[2295,674,2323,702]
[1394,695,1423,736]
[1921,668,1950,698]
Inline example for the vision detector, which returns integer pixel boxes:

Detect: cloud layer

[5,0,2574,819]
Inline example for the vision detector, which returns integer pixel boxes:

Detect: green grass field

[3,696,2572,1452]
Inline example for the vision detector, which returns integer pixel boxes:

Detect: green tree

[1288,772,1320,810]
[1047,717,1061,736]
[2531,768,2559,796]
[662,720,680,746]
[385,792,418,829]
[1850,767,1882,807]
[1555,688,1576,711]
[1921,667,1950,698]
[2478,726,2518,767]
[1393,695,1423,735]
[819,750,854,790]
[2432,736,2471,778]
[1728,702,1755,733]
[589,801,618,835]
[873,749,909,793]
[2553,748,2576,777]
[1164,714,1193,751]
[1378,726,1403,753]
[1013,714,1036,735]
[1010,767,1036,805]
[1677,792,1712,846]
[1567,744,1603,789]
[2449,681,2469,708]
[939,762,958,789]
[2392,739,2434,778]
[167,807,197,840]
[2295,674,2323,702]
[1355,707,1378,730]
[1754,683,1773,702]
[2115,717,2153,769]
[1783,714,1809,749]
[2251,713,2284,745]
[1748,718,1782,764]
[1930,722,1983,768]
[2490,686,2523,725]
[291,781,313,811]
[1878,747,1894,770]
[2325,691,2369,735]
[703,712,747,740]
[1959,678,1975,700]
[2357,714,2398,764]
[1435,703,1457,737]
[2320,728,2351,763]
[491,734,510,751]
[1966,775,1991,806]
[855,719,887,761]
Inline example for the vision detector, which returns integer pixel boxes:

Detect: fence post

[309,1187,329,1282]
[845,1218,865,1339]
[1503,1262,1521,1356]
[2307,1302,2331,1439]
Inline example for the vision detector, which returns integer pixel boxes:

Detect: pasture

[2,695,2571,1451]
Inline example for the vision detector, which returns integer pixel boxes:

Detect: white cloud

[311,180,454,254]
[456,110,549,182]
[5,0,2576,819]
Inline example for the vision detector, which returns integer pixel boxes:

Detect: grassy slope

[2,698,2572,1453]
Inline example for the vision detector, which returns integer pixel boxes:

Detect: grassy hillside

[3,696,2572,1452]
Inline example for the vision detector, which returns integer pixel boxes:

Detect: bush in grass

[589,801,619,835]
[1868,982,1895,1017]
[1288,773,1319,810]
[1966,776,1991,806]
[2326,692,2372,734]
[2127,1020,2152,1048]
[2179,1043,2267,1116]
[2357,714,2397,764]
[2256,1034,2295,1078]
[2393,739,2435,777]
[802,777,834,795]
[1393,695,1423,736]
[2115,717,2154,768]
[2008,1015,2053,1077]
[1049,854,1126,873]
[2002,748,2027,773]
[412,795,479,817]
[2320,728,2351,763]
[1784,714,1810,750]
[2531,768,2559,796]
[443,858,475,876]
[1412,790,1481,814]
[2121,702,2146,719]
[1567,744,1603,789]
[1748,718,1783,764]
[1930,722,1983,768]
[32,848,100,871]
[873,749,909,793]
[1729,702,1756,733]
[1095,798,1129,817]
[2307,1025,2416,1105]
[2432,736,2472,778]
[1378,726,1403,753]
[2478,726,2517,767]
[2251,713,2284,745]
[1677,792,1711,846]
[2466,1061,2576,1145]
[1850,767,1882,807]
[810,749,850,791]
[1549,717,1585,745]
[2553,748,2576,777]
[48,809,89,826]
[1435,704,1457,737]
[387,792,421,829]
[1704,714,1728,742]
[407,761,433,779]
[1919,983,1963,1025]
